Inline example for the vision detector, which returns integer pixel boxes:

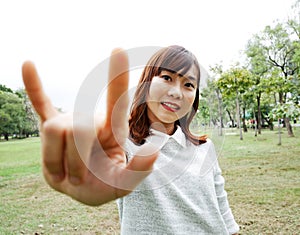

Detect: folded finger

[42,116,67,183]
[65,124,92,185]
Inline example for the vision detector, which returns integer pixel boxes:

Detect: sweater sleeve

[212,144,240,234]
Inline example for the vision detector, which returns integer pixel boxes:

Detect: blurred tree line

[195,0,300,141]
[0,84,39,141]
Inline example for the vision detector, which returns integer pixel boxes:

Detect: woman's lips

[161,102,180,112]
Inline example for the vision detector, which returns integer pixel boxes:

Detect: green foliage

[0,86,39,140]
[216,67,256,117]
[245,35,269,77]
[287,0,300,39]
[270,102,300,120]
[198,80,219,125]
[0,84,14,93]
[212,1,300,136]
[194,99,211,126]
[0,91,24,135]
[217,66,254,97]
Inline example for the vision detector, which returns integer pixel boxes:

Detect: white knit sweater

[117,126,239,234]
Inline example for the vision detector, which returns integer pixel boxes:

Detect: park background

[1,0,300,234]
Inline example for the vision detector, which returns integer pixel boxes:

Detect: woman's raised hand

[22,49,157,206]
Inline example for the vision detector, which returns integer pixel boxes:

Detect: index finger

[22,61,58,122]
[105,48,129,128]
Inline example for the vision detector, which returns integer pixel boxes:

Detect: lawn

[0,127,299,234]
[219,127,300,234]
[0,138,119,235]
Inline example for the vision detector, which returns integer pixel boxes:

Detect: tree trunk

[216,89,223,136]
[284,117,294,137]
[236,92,243,140]
[278,118,282,145]
[254,118,258,137]
[257,94,262,134]
[278,92,287,129]
[253,108,258,137]
[226,109,234,127]
[242,107,247,132]
[273,93,277,104]
[268,120,274,131]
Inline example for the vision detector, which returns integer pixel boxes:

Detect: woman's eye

[161,75,172,81]
[185,83,195,89]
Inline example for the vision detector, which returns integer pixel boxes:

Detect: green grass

[0,137,119,235]
[217,127,300,234]
[0,128,299,234]
[0,138,41,180]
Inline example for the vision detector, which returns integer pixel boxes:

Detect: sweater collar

[146,126,187,148]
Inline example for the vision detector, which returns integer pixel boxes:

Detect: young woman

[22,45,239,234]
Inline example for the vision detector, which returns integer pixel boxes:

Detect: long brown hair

[129,45,207,145]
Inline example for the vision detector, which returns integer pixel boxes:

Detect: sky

[0,0,295,112]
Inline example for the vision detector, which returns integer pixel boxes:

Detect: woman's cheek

[186,91,196,105]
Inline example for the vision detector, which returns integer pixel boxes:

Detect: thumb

[126,144,158,175]
[116,144,158,193]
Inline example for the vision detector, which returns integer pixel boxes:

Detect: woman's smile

[161,101,181,112]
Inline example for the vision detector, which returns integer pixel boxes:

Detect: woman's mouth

[161,102,180,112]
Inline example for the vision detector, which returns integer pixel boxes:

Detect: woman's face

[146,64,198,129]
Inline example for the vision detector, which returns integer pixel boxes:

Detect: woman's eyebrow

[163,70,197,83]
[181,74,196,83]
[187,75,196,82]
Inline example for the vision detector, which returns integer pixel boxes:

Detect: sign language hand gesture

[22,49,157,206]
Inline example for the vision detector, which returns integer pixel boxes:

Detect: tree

[217,65,254,140]
[199,80,220,125]
[15,89,39,137]
[245,34,271,134]
[258,22,300,137]
[288,0,300,39]
[0,87,39,140]
[270,102,300,145]
[0,91,24,139]
[287,0,300,105]
[209,64,225,136]
[0,84,14,93]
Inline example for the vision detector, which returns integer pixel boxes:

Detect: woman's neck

[150,122,176,135]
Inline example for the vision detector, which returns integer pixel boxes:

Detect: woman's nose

[167,83,183,99]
